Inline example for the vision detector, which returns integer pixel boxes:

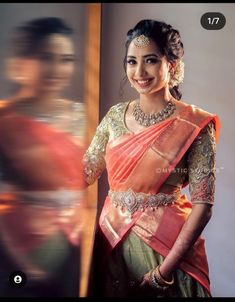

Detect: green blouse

[84,101,217,205]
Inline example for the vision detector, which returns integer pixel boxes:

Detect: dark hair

[123,19,184,100]
[12,17,73,58]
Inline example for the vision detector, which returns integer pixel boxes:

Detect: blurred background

[0,3,94,298]
[0,3,87,102]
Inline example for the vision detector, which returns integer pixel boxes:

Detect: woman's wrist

[154,265,174,286]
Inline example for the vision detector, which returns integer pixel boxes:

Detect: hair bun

[127,29,134,37]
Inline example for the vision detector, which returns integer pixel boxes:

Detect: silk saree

[0,101,85,297]
[84,100,220,297]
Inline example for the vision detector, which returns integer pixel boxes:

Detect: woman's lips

[44,78,63,84]
[135,78,153,89]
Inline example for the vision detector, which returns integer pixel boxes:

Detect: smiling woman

[34,34,76,91]
[84,19,220,298]
[8,18,76,101]
[0,17,85,297]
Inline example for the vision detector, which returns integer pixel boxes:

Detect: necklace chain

[132,100,176,127]
[15,99,66,122]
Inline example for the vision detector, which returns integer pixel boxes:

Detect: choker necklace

[132,99,176,127]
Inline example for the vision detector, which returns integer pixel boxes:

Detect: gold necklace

[15,99,65,123]
[132,100,176,127]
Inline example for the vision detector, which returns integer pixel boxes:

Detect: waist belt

[15,189,83,209]
[108,188,180,215]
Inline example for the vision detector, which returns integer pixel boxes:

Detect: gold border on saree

[108,188,179,215]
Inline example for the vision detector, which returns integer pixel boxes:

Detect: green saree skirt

[89,229,210,298]
[0,232,80,297]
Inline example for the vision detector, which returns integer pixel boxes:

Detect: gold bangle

[155,265,174,286]
[150,269,168,290]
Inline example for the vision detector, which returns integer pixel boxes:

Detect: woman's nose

[48,60,65,77]
[135,62,146,77]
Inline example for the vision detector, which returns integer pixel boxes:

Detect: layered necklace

[132,99,176,127]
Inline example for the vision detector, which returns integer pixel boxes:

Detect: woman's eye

[39,54,52,62]
[62,57,75,63]
[127,59,136,65]
[146,58,158,64]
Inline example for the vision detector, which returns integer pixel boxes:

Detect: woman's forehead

[39,34,74,53]
[127,39,162,57]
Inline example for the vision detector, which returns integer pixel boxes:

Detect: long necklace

[15,99,66,123]
[132,99,176,127]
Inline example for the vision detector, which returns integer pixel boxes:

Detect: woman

[0,17,85,297]
[84,19,220,297]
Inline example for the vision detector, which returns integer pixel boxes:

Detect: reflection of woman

[85,19,220,297]
[0,17,85,297]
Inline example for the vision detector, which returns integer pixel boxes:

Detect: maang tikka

[133,34,150,48]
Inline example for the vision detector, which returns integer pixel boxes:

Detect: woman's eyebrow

[127,53,161,58]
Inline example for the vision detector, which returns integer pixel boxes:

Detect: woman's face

[18,33,75,94]
[126,38,172,96]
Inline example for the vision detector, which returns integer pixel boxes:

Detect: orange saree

[0,104,85,284]
[95,103,220,295]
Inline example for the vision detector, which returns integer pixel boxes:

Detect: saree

[87,101,220,297]
[0,102,85,296]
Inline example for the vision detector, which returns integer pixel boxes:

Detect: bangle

[155,265,174,286]
[149,269,168,290]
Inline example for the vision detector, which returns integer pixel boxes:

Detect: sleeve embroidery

[71,102,86,138]
[83,114,109,185]
[187,121,217,205]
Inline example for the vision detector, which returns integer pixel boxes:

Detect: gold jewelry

[155,265,174,286]
[13,99,65,123]
[109,189,179,216]
[149,269,168,290]
[169,60,185,88]
[132,100,176,127]
[133,34,150,48]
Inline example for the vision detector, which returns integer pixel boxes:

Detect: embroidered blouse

[83,101,217,205]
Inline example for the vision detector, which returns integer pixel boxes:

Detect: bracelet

[149,269,168,290]
[154,265,174,286]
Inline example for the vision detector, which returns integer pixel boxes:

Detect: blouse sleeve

[187,120,217,205]
[71,102,87,138]
[83,114,109,186]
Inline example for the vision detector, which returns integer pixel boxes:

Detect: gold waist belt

[108,188,180,215]
[15,189,83,209]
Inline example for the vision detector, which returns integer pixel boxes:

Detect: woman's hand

[140,266,174,291]
[139,270,152,288]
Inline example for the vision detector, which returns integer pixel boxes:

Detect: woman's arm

[83,113,110,186]
[158,121,217,281]
[140,121,217,288]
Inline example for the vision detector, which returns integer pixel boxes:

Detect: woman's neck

[139,88,173,114]
[10,89,61,114]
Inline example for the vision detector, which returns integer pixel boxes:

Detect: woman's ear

[168,61,177,75]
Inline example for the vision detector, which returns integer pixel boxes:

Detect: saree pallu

[98,104,220,296]
[0,109,85,292]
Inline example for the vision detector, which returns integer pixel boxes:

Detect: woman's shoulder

[107,101,129,113]
[179,99,217,117]
[179,99,220,141]
[60,99,85,118]
[103,101,130,120]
